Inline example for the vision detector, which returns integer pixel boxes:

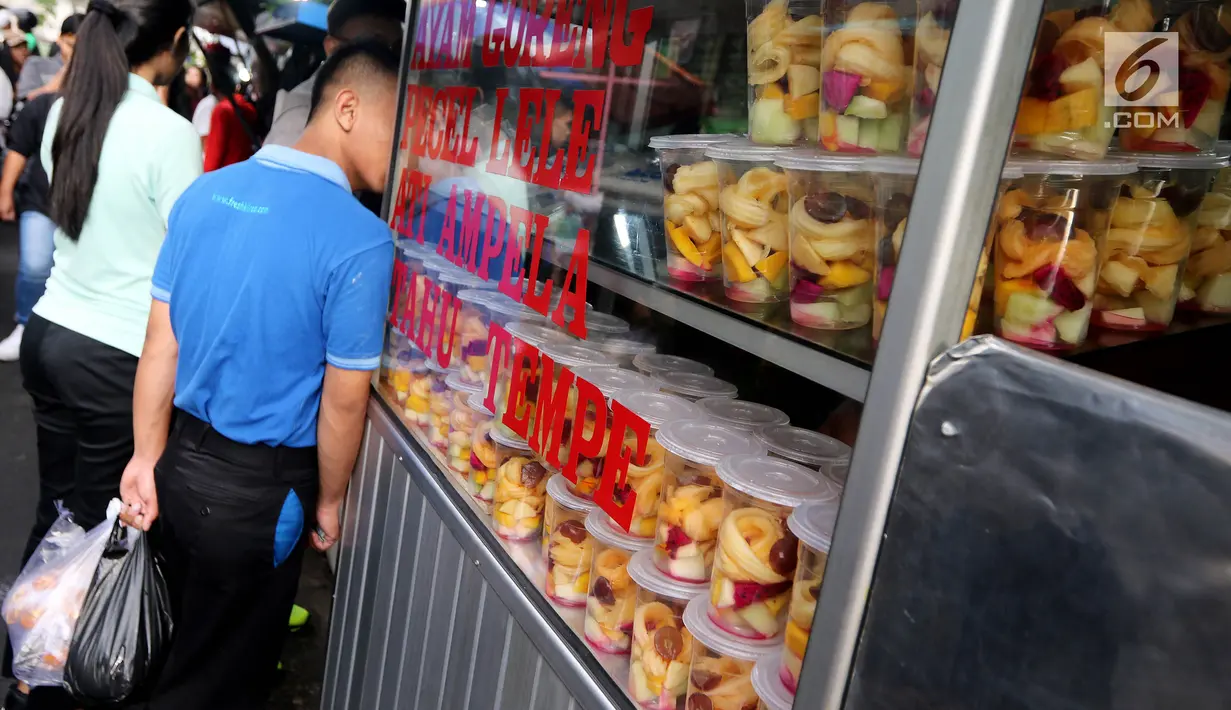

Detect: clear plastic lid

[466,392,493,416]
[612,390,704,430]
[756,425,852,469]
[580,311,630,335]
[422,254,463,275]
[539,342,618,369]
[649,133,740,150]
[717,454,840,508]
[571,366,657,400]
[486,294,548,322]
[457,289,494,307]
[655,420,765,466]
[774,150,868,172]
[1007,155,1138,176]
[864,155,1022,179]
[424,358,451,374]
[704,139,792,162]
[585,511,654,552]
[683,596,782,660]
[439,270,497,290]
[626,549,707,602]
[396,239,435,259]
[1113,150,1230,170]
[445,372,482,395]
[489,428,532,451]
[507,321,569,349]
[547,475,596,514]
[751,655,795,710]
[595,335,657,357]
[654,372,738,400]
[633,353,714,378]
[787,500,840,554]
[697,398,789,431]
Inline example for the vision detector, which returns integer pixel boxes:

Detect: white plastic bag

[2,500,120,688]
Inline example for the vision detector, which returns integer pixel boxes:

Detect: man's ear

[334,88,360,132]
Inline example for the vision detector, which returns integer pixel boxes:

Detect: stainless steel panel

[439,557,484,710]
[797,1,1043,708]
[462,587,515,710]
[380,481,428,710]
[344,438,394,710]
[357,470,411,710]
[414,530,465,710]
[322,425,373,710]
[496,618,542,710]
[531,655,576,710]
[394,505,443,710]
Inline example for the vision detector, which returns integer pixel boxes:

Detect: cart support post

[793,1,1044,707]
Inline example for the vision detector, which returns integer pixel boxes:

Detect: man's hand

[0,193,15,222]
[311,501,341,552]
[119,457,159,531]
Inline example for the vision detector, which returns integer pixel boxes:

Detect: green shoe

[289,604,310,631]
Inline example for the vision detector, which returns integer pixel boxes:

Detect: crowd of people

[0,0,407,708]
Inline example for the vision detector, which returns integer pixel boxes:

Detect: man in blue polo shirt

[117,42,400,709]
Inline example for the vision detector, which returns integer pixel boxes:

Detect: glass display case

[324,1,1231,709]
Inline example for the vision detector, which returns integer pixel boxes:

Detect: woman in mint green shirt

[9,3,198,705]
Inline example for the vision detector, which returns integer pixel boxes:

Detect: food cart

[322,0,1231,708]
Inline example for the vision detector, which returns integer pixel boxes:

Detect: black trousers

[13,315,137,710]
[138,411,319,710]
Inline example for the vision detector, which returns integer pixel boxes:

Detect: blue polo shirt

[152,145,394,447]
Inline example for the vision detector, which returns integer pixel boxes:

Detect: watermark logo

[1104,31,1180,129]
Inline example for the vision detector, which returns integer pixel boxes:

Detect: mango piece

[669,225,705,267]
[785,620,810,658]
[785,92,820,120]
[863,77,904,103]
[819,110,838,139]
[819,260,871,289]
[1015,97,1049,135]
[408,394,430,413]
[762,83,786,100]
[755,251,789,282]
[723,241,758,283]
[494,511,514,528]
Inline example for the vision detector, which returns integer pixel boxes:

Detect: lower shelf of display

[379,384,637,708]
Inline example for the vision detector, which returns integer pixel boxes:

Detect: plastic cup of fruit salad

[490,429,549,542]
[709,455,838,640]
[994,156,1137,351]
[745,0,825,146]
[593,334,658,369]
[697,398,789,433]
[466,394,498,507]
[543,475,597,607]
[1093,151,1229,331]
[583,511,653,654]
[455,290,494,389]
[633,353,714,379]
[1012,1,1155,160]
[650,135,739,283]
[1186,145,1231,312]
[387,335,417,404]
[778,501,839,693]
[752,653,796,710]
[907,0,959,156]
[755,425,851,488]
[478,293,548,387]
[610,389,705,539]
[1119,2,1231,153]
[704,141,793,304]
[425,359,454,452]
[444,373,485,478]
[653,420,766,584]
[537,342,618,499]
[626,549,708,710]
[437,271,498,369]
[775,151,874,330]
[653,372,739,403]
[404,349,432,426]
[682,596,782,710]
[492,322,570,439]
[817,0,913,154]
[868,157,1024,341]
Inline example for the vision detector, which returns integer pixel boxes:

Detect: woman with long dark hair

[8,2,200,705]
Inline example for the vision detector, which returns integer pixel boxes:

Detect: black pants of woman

[7,313,138,710]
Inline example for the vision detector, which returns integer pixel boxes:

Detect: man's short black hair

[309,39,400,120]
[327,0,407,36]
[60,13,85,36]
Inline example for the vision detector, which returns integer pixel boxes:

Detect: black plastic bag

[63,521,173,703]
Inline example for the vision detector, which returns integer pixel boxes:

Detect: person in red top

[202,44,257,172]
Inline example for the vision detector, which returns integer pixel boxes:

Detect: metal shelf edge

[365,395,628,710]
[582,260,872,401]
